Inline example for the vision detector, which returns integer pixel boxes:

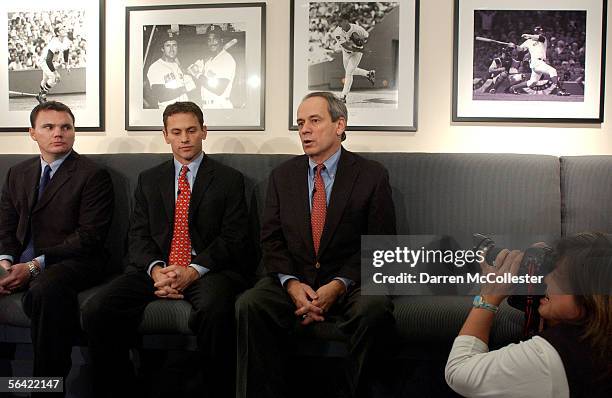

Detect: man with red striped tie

[236,92,397,398]
[83,101,250,398]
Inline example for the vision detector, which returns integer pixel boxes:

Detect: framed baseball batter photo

[0,0,105,131]
[453,0,607,123]
[126,3,265,131]
[289,0,419,131]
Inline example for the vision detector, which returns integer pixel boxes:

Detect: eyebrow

[41,123,73,128]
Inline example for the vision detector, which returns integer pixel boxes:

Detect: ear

[162,129,170,144]
[201,125,208,141]
[29,127,37,142]
[335,117,346,138]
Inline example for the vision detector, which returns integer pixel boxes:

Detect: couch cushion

[393,296,523,348]
[560,156,612,234]
[0,292,29,327]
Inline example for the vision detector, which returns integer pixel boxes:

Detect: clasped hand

[286,279,345,326]
[151,265,199,300]
[0,261,31,295]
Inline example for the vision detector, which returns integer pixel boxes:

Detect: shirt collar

[40,150,71,173]
[309,147,341,177]
[173,152,204,177]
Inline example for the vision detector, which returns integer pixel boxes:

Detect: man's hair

[302,91,348,141]
[30,101,75,127]
[162,101,204,129]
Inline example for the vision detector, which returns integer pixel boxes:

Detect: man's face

[29,110,75,163]
[207,33,221,54]
[296,96,345,164]
[58,28,67,38]
[163,112,207,165]
[161,40,178,60]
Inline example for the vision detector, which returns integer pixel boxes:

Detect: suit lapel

[189,155,214,221]
[293,157,315,255]
[318,148,359,256]
[159,161,176,222]
[23,158,41,213]
[34,152,78,212]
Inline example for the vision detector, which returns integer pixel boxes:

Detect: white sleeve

[331,26,347,44]
[353,24,369,39]
[445,335,569,398]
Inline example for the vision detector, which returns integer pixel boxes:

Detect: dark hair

[162,101,205,129]
[553,232,612,374]
[30,101,75,127]
[302,91,348,141]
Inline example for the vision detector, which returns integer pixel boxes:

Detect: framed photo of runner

[126,3,266,131]
[289,0,419,131]
[0,0,104,131]
[453,0,607,123]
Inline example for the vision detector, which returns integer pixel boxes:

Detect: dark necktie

[19,165,52,263]
[169,165,192,267]
[311,164,327,255]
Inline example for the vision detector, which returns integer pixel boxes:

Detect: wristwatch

[473,295,499,313]
[27,261,41,280]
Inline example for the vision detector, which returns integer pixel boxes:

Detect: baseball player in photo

[331,20,375,104]
[35,26,72,104]
[188,24,236,109]
[507,26,570,96]
[485,47,525,93]
[146,32,196,109]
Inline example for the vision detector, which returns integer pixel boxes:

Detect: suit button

[315,262,321,269]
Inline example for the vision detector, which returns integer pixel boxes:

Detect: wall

[0,0,610,156]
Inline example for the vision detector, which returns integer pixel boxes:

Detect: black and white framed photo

[453,0,607,123]
[290,0,419,131]
[126,3,265,131]
[0,0,104,131]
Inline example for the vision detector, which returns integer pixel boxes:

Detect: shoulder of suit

[343,151,389,176]
[271,154,308,175]
[204,156,244,179]
[139,159,173,181]
[9,156,40,171]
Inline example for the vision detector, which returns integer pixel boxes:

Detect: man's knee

[352,296,394,325]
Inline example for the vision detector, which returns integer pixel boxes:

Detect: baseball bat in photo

[223,38,238,51]
[143,25,156,64]
[475,36,512,46]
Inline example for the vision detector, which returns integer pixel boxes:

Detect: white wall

[1,0,610,156]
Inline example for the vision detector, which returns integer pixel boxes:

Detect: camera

[473,234,556,336]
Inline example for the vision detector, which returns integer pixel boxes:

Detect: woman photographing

[445,232,612,397]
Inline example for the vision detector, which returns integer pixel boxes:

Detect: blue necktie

[19,165,52,263]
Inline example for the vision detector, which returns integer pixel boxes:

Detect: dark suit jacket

[0,151,114,270]
[261,147,396,288]
[126,155,250,276]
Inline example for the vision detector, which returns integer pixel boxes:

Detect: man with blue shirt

[235,92,397,397]
[83,101,249,398]
[0,101,114,389]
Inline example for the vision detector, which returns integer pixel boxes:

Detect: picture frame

[126,3,265,131]
[0,0,105,131]
[289,0,419,131]
[453,0,607,123]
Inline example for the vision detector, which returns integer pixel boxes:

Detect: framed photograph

[126,3,265,131]
[290,0,419,131]
[0,0,104,131]
[453,0,607,123]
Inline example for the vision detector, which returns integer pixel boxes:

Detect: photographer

[445,232,612,397]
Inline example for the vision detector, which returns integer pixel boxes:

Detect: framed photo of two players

[126,3,265,131]
[290,0,419,131]
[0,0,105,131]
[453,0,607,123]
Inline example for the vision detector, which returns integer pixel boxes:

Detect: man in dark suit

[83,101,249,398]
[236,92,396,398]
[0,101,114,388]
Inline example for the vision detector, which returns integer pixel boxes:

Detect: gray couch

[1,153,610,390]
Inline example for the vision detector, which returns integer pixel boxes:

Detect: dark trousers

[21,259,101,397]
[82,269,246,398]
[235,276,395,398]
